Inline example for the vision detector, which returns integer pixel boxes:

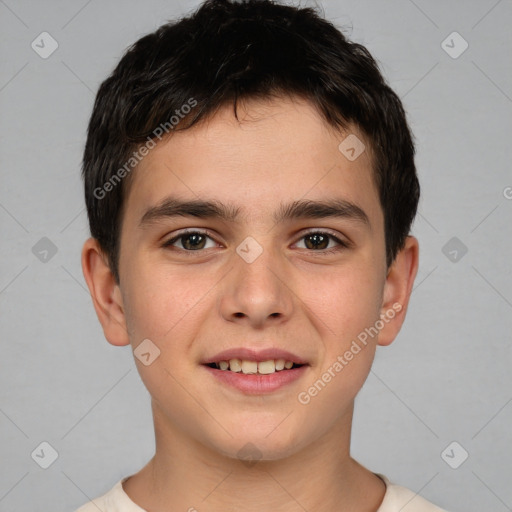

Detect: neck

[123,400,386,512]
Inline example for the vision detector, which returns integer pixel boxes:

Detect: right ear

[81,237,130,346]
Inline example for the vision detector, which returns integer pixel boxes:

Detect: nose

[218,241,294,328]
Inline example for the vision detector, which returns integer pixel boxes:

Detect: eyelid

[295,229,351,252]
[162,227,351,251]
[161,228,220,247]
[298,227,350,243]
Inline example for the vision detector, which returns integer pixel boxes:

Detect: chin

[209,430,309,463]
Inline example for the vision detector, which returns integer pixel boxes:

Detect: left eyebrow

[139,196,371,230]
[276,198,371,230]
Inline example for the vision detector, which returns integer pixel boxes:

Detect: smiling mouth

[204,359,305,375]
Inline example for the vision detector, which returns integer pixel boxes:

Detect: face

[109,96,399,460]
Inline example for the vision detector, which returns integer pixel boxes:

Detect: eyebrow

[139,196,371,230]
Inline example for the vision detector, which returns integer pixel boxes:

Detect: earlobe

[81,237,131,347]
[377,236,420,347]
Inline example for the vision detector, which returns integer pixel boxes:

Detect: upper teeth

[215,359,296,374]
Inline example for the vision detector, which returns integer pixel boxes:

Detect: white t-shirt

[74,473,449,511]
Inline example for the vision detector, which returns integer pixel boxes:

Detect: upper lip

[202,348,308,365]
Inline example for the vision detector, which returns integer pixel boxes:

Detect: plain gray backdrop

[1,1,511,511]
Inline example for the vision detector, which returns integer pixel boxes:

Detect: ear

[377,235,419,347]
[81,237,130,346]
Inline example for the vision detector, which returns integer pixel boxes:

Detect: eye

[294,230,350,254]
[161,229,350,254]
[162,230,218,251]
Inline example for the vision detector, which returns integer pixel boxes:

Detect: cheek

[122,262,204,342]
[121,270,206,418]
[305,264,382,339]
[299,263,382,399]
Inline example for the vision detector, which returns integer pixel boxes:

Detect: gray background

[1,0,511,511]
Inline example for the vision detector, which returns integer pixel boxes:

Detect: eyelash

[161,229,350,255]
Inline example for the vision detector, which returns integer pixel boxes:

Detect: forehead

[122,96,382,229]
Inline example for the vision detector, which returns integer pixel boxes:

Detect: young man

[76,0,449,510]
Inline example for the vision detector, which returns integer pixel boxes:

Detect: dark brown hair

[82,0,419,284]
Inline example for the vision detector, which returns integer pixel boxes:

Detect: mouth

[204,359,306,374]
[200,349,309,394]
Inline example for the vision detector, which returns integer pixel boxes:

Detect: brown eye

[303,233,330,250]
[295,231,349,254]
[162,230,216,251]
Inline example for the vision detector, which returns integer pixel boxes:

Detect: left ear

[377,235,419,347]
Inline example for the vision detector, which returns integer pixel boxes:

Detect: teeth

[229,358,242,372]
[258,360,275,374]
[241,360,258,374]
[214,358,299,373]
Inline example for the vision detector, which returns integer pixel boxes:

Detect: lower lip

[202,364,308,394]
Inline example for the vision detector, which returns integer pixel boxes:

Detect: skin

[82,95,419,512]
